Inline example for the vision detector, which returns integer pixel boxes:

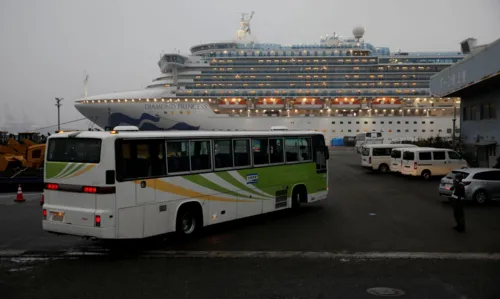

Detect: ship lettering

[144,103,208,110]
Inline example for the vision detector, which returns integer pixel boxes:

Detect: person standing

[451,173,466,232]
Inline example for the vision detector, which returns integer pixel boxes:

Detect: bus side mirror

[324,146,330,160]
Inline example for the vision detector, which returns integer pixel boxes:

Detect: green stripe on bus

[45,162,69,179]
[184,174,247,199]
[216,172,272,199]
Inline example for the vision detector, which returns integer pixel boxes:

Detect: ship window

[405,129,409,132]
[364,121,368,124]
[356,129,360,132]
[348,121,352,124]
[431,129,434,132]
[422,130,426,132]
[430,121,434,124]
[397,129,401,133]
[397,121,401,124]
[380,121,384,124]
[356,121,360,124]
[413,129,417,132]
[405,121,409,124]
[414,121,417,124]
[389,121,393,124]
[348,129,352,132]
[331,121,335,124]
[372,121,376,124]
[422,121,425,124]
[340,121,343,124]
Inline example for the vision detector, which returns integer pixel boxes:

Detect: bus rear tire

[292,186,307,212]
[176,203,202,237]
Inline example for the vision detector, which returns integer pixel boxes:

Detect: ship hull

[75,102,457,143]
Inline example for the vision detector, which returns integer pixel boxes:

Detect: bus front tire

[176,204,202,237]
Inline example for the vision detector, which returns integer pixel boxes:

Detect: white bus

[42,129,329,239]
[355,132,384,153]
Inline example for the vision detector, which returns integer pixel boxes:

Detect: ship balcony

[330,98,361,109]
[293,98,324,109]
[255,98,285,109]
[218,99,248,109]
[371,98,403,109]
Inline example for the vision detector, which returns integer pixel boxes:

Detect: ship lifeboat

[371,98,403,109]
[218,98,248,109]
[294,98,324,109]
[330,98,361,109]
[255,98,285,109]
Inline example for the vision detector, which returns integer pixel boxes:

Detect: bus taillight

[83,186,97,193]
[46,183,59,190]
[95,215,101,227]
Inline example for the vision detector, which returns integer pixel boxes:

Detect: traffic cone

[14,184,25,203]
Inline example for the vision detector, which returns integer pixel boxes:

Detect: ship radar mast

[236,11,256,42]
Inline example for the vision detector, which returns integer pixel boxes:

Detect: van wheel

[378,164,389,173]
[176,205,202,237]
[473,190,488,204]
[421,170,431,180]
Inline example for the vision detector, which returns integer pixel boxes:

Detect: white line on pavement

[2,250,500,261]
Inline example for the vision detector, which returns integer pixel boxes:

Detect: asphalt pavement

[1,147,500,298]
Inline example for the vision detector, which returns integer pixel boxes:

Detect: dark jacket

[453,179,465,198]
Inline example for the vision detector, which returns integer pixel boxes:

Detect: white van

[361,144,418,173]
[390,147,434,173]
[400,148,469,180]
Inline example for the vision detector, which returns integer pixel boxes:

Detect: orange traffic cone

[14,184,25,203]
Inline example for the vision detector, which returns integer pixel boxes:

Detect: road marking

[2,250,500,261]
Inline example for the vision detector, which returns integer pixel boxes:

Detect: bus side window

[233,139,251,167]
[190,140,212,171]
[298,137,312,161]
[166,141,190,173]
[284,137,298,162]
[312,135,327,172]
[252,138,269,165]
[214,139,233,169]
[116,139,166,181]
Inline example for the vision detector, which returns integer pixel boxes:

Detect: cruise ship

[75,13,465,143]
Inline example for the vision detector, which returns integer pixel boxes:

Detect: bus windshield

[47,138,102,163]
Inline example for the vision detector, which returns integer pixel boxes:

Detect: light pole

[55,98,63,131]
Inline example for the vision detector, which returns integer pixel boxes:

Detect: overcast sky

[1,0,499,132]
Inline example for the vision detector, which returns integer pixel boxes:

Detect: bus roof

[48,130,324,140]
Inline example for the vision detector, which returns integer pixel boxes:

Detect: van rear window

[402,151,414,160]
[391,150,401,159]
[47,138,101,163]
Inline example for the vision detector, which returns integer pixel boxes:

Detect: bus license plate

[51,212,64,221]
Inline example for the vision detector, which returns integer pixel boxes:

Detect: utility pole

[55,98,63,131]
[452,98,457,149]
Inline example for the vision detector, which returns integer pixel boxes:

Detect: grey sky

[1,0,499,132]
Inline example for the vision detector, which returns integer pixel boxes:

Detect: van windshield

[47,138,102,163]
[402,151,415,160]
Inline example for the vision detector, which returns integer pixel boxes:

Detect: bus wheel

[176,205,202,236]
[292,186,307,211]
